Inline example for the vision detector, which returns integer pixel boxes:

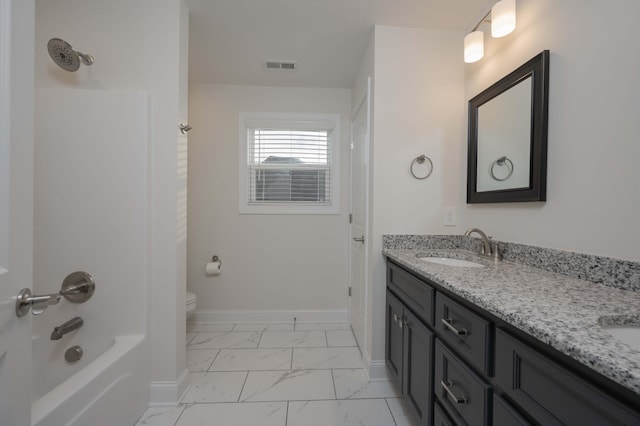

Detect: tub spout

[51,316,84,340]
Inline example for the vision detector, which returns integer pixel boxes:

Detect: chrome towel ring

[410,154,433,180]
[489,156,514,181]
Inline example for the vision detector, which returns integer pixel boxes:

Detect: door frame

[0,0,35,424]
[348,77,371,355]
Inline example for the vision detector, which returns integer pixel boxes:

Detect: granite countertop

[383,247,640,396]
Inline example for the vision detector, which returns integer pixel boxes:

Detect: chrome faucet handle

[492,242,503,261]
[15,288,61,317]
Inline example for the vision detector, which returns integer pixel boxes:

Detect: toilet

[186,291,197,320]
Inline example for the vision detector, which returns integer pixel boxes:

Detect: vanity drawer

[387,262,434,326]
[434,339,491,426]
[495,329,640,425]
[435,292,492,375]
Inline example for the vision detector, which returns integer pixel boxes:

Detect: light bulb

[492,0,516,38]
[464,31,484,63]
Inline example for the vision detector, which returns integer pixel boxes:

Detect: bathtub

[31,335,148,426]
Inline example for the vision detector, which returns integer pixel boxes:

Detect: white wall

[367,26,465,367]
[187,84,351,321]
[35,0,188,403]
[461,0,640,261]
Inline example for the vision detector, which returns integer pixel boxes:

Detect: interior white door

[0,0,34,424]
[349,79,370,351]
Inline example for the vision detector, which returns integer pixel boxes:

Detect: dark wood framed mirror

[467,50,549,203]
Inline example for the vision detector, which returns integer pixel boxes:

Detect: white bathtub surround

[33,336,146,426]
[33,89,150,424]
[135,322,416,426]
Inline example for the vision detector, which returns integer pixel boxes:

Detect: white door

[0,0,34,424]
[349,79,370,350]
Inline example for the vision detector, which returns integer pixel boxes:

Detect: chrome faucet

[464,228,501,260]
[51,316,84,340]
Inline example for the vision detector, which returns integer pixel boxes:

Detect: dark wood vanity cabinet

[385,260,640,426]
[495,329,640,425]
[386,289,434,426]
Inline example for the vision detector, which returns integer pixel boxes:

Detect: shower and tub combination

[31,39,150,426]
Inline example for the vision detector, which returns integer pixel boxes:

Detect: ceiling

[185,0,491,88]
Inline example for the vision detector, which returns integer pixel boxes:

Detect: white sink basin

[417,257,485,268]
[601,325,640,352]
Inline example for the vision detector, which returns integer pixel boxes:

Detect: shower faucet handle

[15,288,61,317]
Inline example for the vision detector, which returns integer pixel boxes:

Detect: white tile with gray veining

[181,371,248,403]
[210,348,292,371]
[385,397,420,426]
[258,331,327,348]
[186,349,218,372]
[188,331,261,349]
[326,329,358,347]
[383,237,640,396]
[240,369,335,402]
[287,399,397,426]
[176,402,287,426]
[292,347,364,370]
[332,369,400,399]
[134,405,186,426]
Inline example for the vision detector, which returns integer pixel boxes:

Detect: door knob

[352,236,365,243]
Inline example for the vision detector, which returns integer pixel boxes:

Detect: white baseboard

[193,309,348,324]
[148,368,190,406]
[368,359,390,381]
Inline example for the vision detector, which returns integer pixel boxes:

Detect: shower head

[47,38,94,72]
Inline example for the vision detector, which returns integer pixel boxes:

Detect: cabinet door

[386,290,404,392]
[403,308,434,426]
[493,394,532,426]
[495,329,640,425]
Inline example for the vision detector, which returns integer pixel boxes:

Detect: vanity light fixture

[464,31,485,63]
[491,0,516,38]
[464,0,517,64]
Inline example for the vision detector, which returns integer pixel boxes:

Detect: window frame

[238,112,341,215]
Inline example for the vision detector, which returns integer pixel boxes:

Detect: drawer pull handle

[441,380,467,405]
[441,317,468,336]
[393,314,407,329]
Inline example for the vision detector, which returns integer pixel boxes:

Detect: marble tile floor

[135,322,420,426]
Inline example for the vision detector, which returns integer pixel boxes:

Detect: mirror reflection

[476,76,531,192]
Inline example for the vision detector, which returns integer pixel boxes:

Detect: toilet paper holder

[205,255,222,276]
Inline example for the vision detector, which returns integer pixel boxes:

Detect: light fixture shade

[492,0,516,38]
[464,31,484,63]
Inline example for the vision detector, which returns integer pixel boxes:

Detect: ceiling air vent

[265,60,297,70]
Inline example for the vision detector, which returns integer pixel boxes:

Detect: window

[239,112,340,214]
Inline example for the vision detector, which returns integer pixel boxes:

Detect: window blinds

[247,127,332,204]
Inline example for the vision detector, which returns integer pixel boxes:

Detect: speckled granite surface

[382,236,640,396]
[383,235,640,291]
